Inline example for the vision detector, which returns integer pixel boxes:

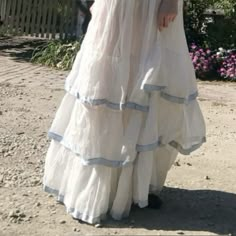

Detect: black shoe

[147,194,163,209]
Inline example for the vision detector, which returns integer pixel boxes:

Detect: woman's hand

[157,0,178,31]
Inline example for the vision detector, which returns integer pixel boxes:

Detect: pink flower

[193,56,198,63]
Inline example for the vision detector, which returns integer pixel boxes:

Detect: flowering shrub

[216,48,236,80]
[189,43,236,81]
[184,0,236,49]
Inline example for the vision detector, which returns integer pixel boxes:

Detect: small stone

[35,202,41,207]
[177,231,184,235]
[19,212,26,218]
[0,111,3,115]
[205,175,210,180]
[31,179,40,185]
[60,220,66,224]
[24,217,31,222]
[0,175,4,183]
[50,210,56,215]
[95,223,103,228]
[16,132,25,135]
[187,163,192,166]
[174,161,181,166]
[9,218,16,223]
[73,227,80,232]
[9,210,18,218]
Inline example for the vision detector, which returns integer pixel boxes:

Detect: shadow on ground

[101,187,236,235]
[0,36,46,62]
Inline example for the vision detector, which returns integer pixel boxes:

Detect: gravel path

[0,37,236,236]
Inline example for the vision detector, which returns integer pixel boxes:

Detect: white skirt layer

[43,0,206,225]
[66,0,198,108]
[43,141,178,224]
[48,91,205,166]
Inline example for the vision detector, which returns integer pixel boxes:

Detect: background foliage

[31,39,81,70]
[31,0,236,80]
[184,0,236,49]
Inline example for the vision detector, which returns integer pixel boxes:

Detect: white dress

[43,0,206,224]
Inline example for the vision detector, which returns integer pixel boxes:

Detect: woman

[43,0,206,225]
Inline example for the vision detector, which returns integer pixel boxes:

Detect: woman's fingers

[158,15,169,31]
[158,14,164,31]
[157,0,178,30]
[158,13,177,31]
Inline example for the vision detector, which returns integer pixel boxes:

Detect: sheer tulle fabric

[43,141,178,223]
[43,0,206,224]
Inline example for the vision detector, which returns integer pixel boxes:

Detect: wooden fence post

[0,0,7,20]
[76,9,83,38]
[1,0,83,39]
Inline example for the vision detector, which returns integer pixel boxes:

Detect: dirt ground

[0,37,236,236]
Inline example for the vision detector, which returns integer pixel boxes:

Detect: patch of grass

[31,38,83,70]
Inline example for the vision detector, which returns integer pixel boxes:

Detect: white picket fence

[0,0,83,39]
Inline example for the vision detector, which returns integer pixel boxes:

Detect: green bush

[206,15,236,49]
[184,0,213,46]
[31,39,82,70]
[184,0,236,49]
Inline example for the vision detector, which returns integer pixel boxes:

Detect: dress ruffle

[48,90,205,167]
[43,141,179,224]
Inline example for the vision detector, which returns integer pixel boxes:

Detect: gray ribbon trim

[43,185,132,223]
[143,84,166,91]
[77,93,150,112]
[160,91,199,105]
[169,137,207,155]
[43,185,107,224]
[48,131,206,166]
[65,84,198,112]
[48,132,133,168]
[136,139,162,152]
[142,84,198,105]
[48,132,63,142]
[137,137,206,155]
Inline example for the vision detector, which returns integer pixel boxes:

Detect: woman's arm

[157,0,178,31]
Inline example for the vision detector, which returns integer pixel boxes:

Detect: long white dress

[43,0,206,224]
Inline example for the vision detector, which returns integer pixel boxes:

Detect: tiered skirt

[43,0,206,224]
